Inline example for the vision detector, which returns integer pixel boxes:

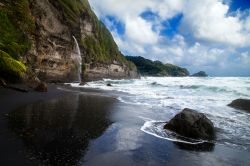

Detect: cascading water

[72,36,82,82]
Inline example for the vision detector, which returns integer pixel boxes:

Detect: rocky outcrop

[34,82,48,92]
[84,62,138,81]
[228,99,250,112]
[164,108,215,140]
[191,71,208,77]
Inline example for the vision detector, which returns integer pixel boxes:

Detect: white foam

[140,121,206,145]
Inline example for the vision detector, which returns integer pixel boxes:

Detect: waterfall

[72,36,82,82]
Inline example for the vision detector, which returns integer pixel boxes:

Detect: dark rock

[164,108,215,140]
[4,113,9,117]
[7,84,29,93]
[79,82,86,86]
[0,78,7,87]
[0,78,29,92]
[228,99,250,112]
[192,71,208,77]
[34,82,48,92]
[106,83,112,87]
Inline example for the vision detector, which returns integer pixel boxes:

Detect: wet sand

[0,85,117,166]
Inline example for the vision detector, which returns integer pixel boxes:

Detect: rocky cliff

[0,0,138,83]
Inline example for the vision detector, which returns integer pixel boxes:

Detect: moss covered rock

[0,50,26,82]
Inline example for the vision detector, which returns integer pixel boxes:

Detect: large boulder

[164,108,215,140]
[34,82,48,92]
[228,99,250,112]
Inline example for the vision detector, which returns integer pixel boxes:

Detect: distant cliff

[191,71,208,77]
[126,56,189,77]
[0,0,138,83]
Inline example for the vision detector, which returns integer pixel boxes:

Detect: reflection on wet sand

[174,142,215,152]
[8,94,115,166]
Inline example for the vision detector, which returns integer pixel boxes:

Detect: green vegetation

[126,56,189,76]
[80,1,126,64]
[0,0,34,57]
[56,0,85,27]
[81,25,125,63]
[0,50,26,82]
[0,0,33,81]
[126,60,137,71]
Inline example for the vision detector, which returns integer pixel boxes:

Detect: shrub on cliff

[0,1,34,58]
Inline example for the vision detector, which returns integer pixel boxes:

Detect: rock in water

[228,99,250,112]
[164,108,215,140]
[106,83,112,87]
[34,82,48,92]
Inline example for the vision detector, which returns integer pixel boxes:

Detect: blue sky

[89,0,250,76]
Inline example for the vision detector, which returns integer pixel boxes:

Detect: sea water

[72,77,250,151]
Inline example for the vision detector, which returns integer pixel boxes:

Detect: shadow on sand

[174,142,215,152]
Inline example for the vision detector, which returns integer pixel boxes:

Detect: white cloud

[181,0,250,47]
[238,52,250,64]
[245,16,250,31]
[89,0,250,76]
[153,36,227,67]
[89,0,183,45]
[124,16,158,45]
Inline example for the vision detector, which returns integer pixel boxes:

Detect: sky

[89,0,250,76]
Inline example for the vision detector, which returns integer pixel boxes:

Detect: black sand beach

[1,84,250,166]
[0,85,117,166]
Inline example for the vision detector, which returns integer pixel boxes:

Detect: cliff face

[27,0,78,82]
[0,0,138,83]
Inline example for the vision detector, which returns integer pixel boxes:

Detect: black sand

[0,85,117,166]
[1,85,250,166]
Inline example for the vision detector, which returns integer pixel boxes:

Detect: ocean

[73,77,250,151]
